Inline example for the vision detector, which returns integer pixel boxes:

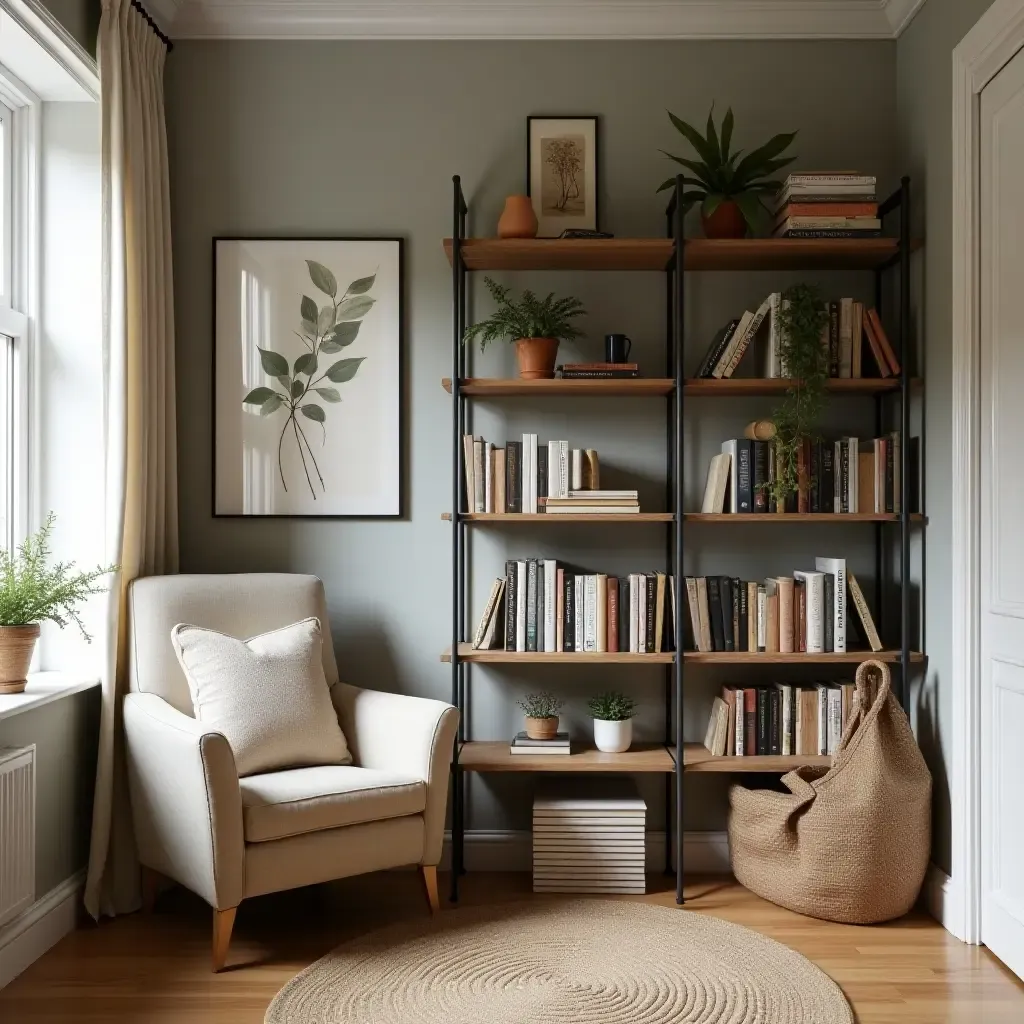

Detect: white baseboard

[441,830,731,874]
[922,863,969,941]
[0,871,83,989]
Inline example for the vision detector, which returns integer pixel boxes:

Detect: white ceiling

[148,0,929,40]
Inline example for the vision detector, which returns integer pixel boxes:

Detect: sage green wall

[39,0,100,56]
[0,690,100,898]
[167,39,898,834]
[896,0,995,877]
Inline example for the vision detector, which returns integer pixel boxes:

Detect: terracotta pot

[525,716,559,741]
[497,195,538,239]
[515,337,559,379]
[702,199,749,239]
[0,624,40,694]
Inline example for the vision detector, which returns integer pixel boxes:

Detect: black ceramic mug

[605,334,632,363]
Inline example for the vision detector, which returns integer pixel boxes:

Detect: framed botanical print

[527,115,599,237]
[213,237,403,517]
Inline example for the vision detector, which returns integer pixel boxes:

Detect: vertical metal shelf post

[899,177,912,709]
[663,197,675,878]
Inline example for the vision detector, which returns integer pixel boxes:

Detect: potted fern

[658,105,797,239]
[0,513,116,693]
[588,691,637,753]
[464,277,586,379]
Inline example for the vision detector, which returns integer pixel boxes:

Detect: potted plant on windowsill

[657,106,797,239]
[588,691,637,753]
[517,692,564,741]
[0,513,117,694]
[463,277,586,379]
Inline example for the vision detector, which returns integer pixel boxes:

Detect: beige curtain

[85,0,178,919]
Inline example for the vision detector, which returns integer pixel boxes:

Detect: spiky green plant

[517,692,564,719]
[0,513,117,640]
[463,278,586,350]
[587,691,637,722]
[657,105,797,233]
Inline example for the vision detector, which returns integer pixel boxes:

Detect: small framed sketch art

[213,237,403,517]
[527,115,599,237]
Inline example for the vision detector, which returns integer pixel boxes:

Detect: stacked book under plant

[772,172,879,238]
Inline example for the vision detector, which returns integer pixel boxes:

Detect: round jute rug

[265,899,853,1023]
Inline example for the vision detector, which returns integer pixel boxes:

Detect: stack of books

[704,681,857,758]
[683,558,883,655]
[558,362,639,380]
[510,730,570,756]
[543,489,639,515]
[772,173,879,238]
[533,779,646,894]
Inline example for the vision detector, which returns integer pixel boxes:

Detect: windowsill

[0,671,100,723]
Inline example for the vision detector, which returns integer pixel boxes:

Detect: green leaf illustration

[259,347,289,378]
[301,404,326,422]
[276,375,291,392]
[322,322,360,353]
[326,357,365,383]
[260,394,285,416]
[318,304,336,334]
[301,318,317,337]
[291,380,305,399]
[336,295,375,322]
[315,387,341,402]
[243,386,277,405]
[294,352,317,376]
[300,295,318,323]
[306,260,337,298]
[347,274,376,295]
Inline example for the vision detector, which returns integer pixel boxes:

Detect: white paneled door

[980,42,1024,981]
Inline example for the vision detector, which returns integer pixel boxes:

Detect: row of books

[698,293,900,380]
[705,681,857,758]
[472,563,678,653]
[557,362,640,380]
[702,433,909,515]
[683,558,882,655]
[772,172,879,239]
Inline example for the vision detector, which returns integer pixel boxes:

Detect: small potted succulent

[517,691,565,741]
[588,691,638,753]
[463,277,586,380]
[658,105,797,239]
[0,513,116,694]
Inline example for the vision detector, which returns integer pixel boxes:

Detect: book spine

[562,572,575,652]
[885,435,895,514]
[707,575,724,652]
[840,441,850,513]
[839,297,853,378]
[574,576,585,653]
[807,574,824,653]
[828,688,843,755]
[629,575,639,653]
[735,689,745,757]
[595,575,608,654]
[744,688,756,756]
[698,320,738,378]
[526,560,538,652]
[555,567,564,652]
[823,573,834,652]
[583,575,598,652]
[506,441,521,513]
[719,577,734,653]
[544,561,557,653]
[547,441,558,500]
[756,689,768,756]
[473,438,485,513]
[795,579,806,652]
[780,686,792,756]
[607,578,619,653]
[515,561,527,653]
[736,440,753,513]
[618,578,630,655]
[537,442,548,504]
[505,560,517,651]
[820,442,834,515]
[645,575,657,653]
[756,585,766,652]
[558,440,569,499]
[778,578,794,654]
[737,580,749,654]
[780,229,883,238]
[752,441,770,512]
[817,687,828,756]
[769,687,780,755]
[571,449,582,491]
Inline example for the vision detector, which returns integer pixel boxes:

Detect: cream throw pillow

[171,617,351,777]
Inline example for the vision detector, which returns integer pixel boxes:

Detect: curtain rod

[131,0,173,51]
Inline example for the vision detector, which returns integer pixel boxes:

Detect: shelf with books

[441,644,675,665]
[685,513,925,523]
[678,744,831,773]
[458,740,675,773]
[442,377,675,397]
[442,512,675,523]
[683,649,923,665]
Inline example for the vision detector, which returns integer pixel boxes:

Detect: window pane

[0,336,10,551]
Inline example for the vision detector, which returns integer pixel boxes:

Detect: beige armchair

[123,574,458,971]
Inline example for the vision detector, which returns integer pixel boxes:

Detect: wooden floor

[1,872,1022,1022]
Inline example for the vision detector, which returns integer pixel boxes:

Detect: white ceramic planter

[593,717,632,753]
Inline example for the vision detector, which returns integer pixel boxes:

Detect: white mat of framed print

[527,116,599,237]
[214,237,403,517]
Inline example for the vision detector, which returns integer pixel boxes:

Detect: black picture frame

[526,115,600,236]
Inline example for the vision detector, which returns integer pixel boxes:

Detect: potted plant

[0,513,116,694]
[463,277,586,380]
[588,691,637,753]
[517,692,564,740]
[658,106,797,239]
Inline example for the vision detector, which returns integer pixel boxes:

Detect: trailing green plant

[0,513,117,640]
[768,284,831,506]
[517,692,564,719]
[463,278,586,351]
[657,105,797,234]
[587,691,637,722]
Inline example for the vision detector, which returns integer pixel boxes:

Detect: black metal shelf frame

[447,173,919,908]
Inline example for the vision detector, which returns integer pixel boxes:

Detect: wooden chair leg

[140,867,161,914]
[212,906,237,973]
[420,865,440,914]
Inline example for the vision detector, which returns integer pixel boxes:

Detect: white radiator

[0,746,35,928]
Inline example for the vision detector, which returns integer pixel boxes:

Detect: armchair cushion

[239,766,425,843]
[171,617,350,776]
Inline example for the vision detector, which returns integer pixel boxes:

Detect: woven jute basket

[0,624,41,694]
[728,659,932,924]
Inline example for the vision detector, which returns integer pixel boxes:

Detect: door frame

[951,0,1024,946]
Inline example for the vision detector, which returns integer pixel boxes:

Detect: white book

[484,441,494,512]
[721,294,773,379]
[735,688,745,757]
[827,686,843,755]
[583,575,598,652]
[473,438,485,513]
[574,576,585,652]
[571,449,582,490]
[543,559,557,653]
[713,310,753,378]
[515,560,528,653]
[816,557,847,653]
[522,433,533,515]
[558,440,570,498]
[793,570,825,653]
[530,434,539,514]
[762,291,783,378]
[629,575,639,653]
[701,452,731,514]
[720,440,739,512]
[637,574,647,654]
[756,585,767,651]
[547,440,558,499]
[779,684,793,756]
[816,684,829,756]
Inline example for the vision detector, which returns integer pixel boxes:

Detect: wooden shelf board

[458,740,675,773]
[442,377,674,397]
[684,377,915,396]
[442,512,674,523]
[683,649,923,665]
[685,513,925,523]
[680,743,831,772]
[443,237,916,272]
[442,643,674,664]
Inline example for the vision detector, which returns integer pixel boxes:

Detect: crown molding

[165,1,930,41]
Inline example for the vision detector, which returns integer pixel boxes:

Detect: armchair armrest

[330,684,459,866]
[124,693,244,910]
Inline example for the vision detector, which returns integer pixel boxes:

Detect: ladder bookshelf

[444,174,922,906]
